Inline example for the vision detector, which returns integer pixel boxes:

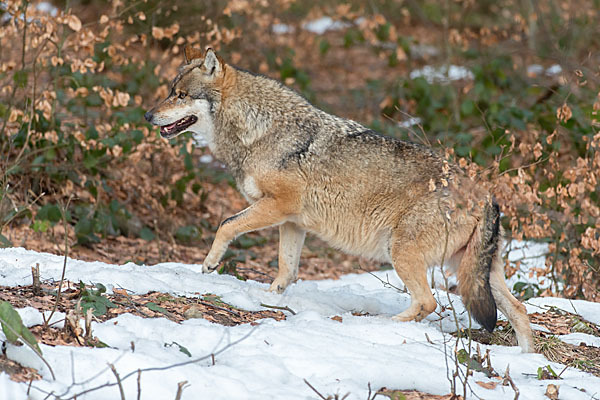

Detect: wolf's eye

[178,92,187,99]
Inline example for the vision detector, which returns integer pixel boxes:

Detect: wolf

[145,46,535,352]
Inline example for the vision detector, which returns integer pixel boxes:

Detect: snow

[527,64,563,77]
[272,23,294,35]
[409,65,474,84]
[545,64,563,76]
[1,247,600,399]
[0,1,58,23]
[526,297,600,326]
[199,154,213,164]
[302,17,350,35]
[397,117,422,129]
[559,333,600,348]
[272,16,363,35]
[35,2,58,16]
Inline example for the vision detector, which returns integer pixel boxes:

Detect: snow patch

[559,333,600,348]
[303,17,350,35]
[527,64,563,77]
[409,65,474,84]
[2,247,600,399]
[397,117,422,129]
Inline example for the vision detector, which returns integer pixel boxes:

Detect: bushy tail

[457,201,500,332]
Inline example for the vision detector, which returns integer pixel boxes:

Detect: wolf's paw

[392,305,434,322]
[268,278,291,293]
[392,313,416,322]
[202,263,218,273]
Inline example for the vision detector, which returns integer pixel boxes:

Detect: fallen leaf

[476,381,498,390]
[112,288,129,297]
[545,384,559,399]
[67,15,82,32]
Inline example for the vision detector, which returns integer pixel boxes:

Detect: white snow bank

[1,247,600,399]
[559,333,600,348]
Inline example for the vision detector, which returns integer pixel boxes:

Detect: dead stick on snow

[260,303,296,315]
[303,379,328,400]
[137,369,142,400]
[109,364,126,400]
[31,263,41,295]
[503,365,520,400]
[45,196,72,329]
[174,381,189,400]
[197,300,241,317]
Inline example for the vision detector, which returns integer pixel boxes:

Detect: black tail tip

[470,301,497,333]
[478,312,498,333]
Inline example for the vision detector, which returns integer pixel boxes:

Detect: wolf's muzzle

[144,111,153,122]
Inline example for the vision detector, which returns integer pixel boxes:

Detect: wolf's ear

[184,45,203,64]
[200,48,222,77]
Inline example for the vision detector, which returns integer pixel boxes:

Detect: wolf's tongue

[161,121,177,134]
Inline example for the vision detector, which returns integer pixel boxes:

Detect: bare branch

[174,381,189,400]
[303,379,328,400]
[260,303,297,315]
[109,364,126,400]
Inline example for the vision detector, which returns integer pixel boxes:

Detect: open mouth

[160,115,198,138]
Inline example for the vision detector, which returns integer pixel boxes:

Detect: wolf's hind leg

[489,258,535,352]
[269,222,306,293]
[203,198,290,273]
[390,243,437,322]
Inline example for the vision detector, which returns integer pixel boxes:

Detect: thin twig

[44,196,73,329]
[260,303,296,315]
[197,300,241,317]
[174,381,189,400]
[28,326,258,400]
[365,271,406,293]
[303,379,328,400]
[31,263,41,296]
[503,365,520,400]
[136,369,141,400]
[109,364,126,400]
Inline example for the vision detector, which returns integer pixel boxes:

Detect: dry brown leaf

[557,103,572,123]
[545,383,559,399]
[67,15,82,32]
[113,288,129,297]
[476,380,499,390]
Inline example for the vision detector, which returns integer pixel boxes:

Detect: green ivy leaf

[146,302,169,315]
[0,301,42,355]
[164,341,191,357]
[139,227,155,241]
[37,203,62,223]
[0,234,12,248]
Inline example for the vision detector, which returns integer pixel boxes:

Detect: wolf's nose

[144,111,153,122]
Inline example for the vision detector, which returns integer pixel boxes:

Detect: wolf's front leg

[269,222,306,293]
[202,198,290,273]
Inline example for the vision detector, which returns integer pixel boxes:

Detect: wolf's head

[144,46,225,141]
